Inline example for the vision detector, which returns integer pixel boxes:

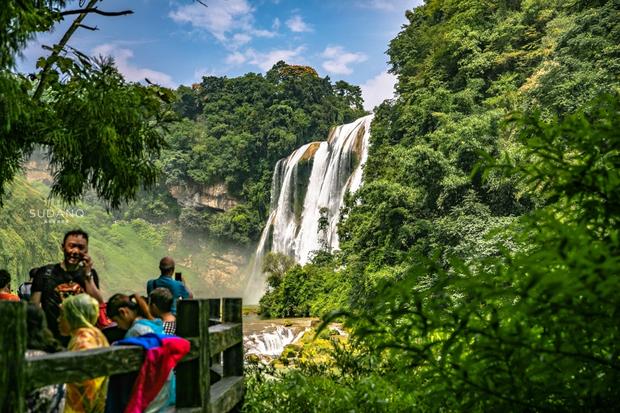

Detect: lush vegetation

[258,252,349,318]
[3,1,620,410]
[0,3,367,300]
[249,0,620,411]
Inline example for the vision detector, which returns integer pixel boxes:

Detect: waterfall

[243,115,373,304]
[243,211,275,305]
[244,325,306,358]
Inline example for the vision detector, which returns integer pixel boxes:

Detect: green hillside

[0,176,251,299]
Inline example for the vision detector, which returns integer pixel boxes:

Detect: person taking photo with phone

[30,229,106,345]
[146,257,192,316]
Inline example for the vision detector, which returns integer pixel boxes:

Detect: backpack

[17,281,32,301]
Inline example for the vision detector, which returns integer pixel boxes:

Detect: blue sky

[18,0,422,110]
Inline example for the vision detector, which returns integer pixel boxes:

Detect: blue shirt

[146,275,190,315]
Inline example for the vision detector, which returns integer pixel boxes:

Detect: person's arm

[83,274,104,303]
[30,267,44,306]
[30,291,42,306]
[181,281,193,299]
[81,255,104,304]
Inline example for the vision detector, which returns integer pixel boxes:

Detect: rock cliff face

[24,153,53,184]
[177,250,249,298]
[169,183,239,212]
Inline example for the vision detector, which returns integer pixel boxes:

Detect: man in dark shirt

[31,229,104,343]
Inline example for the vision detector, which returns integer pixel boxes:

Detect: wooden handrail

[23,322,242,391]
[26,345,144,391]
[0,298,244,413]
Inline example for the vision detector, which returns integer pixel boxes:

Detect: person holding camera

[146,257,192,316]
[30,229,106,345]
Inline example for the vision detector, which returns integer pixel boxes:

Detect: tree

[334,80,364,111]
[262,252,296,288]
[1,1,175,208]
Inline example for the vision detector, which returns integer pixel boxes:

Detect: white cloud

[169,0,252,40]
[286,15,313,33]
[169,0,278,46]
[321,46,367,75]
[360,70,397,111]
[226,51,247,65]
[272,17,281,30]
[251,28,277,38]
[192,66,224,82]
[359,0,417,11]
[245,47,305,71]
[232,33,252,46]
[92,44,175,88]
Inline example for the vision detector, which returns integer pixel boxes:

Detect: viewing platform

[0,298,244,413]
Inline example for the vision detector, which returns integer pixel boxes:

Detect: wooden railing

[0,298,244,413]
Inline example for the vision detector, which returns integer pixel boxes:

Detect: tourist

[106,293,173,412]
[0,269,20,301]
[146,257,192,316]
[149,287,176,335]
[30,229,108,344]
[25,304,65,413]
[59,294,109,413]
[106,293,162,337]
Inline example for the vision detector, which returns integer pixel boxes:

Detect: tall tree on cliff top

[0,0,176,208]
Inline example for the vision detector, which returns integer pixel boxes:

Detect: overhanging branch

[78,24,99,31]
[32,1,135,100]
[59,8,133,17]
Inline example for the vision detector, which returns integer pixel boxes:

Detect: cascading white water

[294,115,373,261]
[244,211,275,305]
[244,325,306,358]
[243,115,373,304]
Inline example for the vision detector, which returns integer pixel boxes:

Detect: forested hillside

[249,1,620,411]
[128,62,366,244]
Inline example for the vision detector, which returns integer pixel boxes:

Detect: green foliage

[1,3,172,208]
[116,183,181,224]
[208,204,264,245]
[244,364,418,413]
[259,252,349,318]
[340,0,619,306]
[0,177,62,284]
[0,1,64,69]
[261,252,295,288]
[344,93,620,411]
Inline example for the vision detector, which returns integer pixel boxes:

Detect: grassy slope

[0,176,251,299]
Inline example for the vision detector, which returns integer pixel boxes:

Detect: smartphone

[174,272,183,282]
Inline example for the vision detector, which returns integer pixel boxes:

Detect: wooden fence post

[176,299,210,412]
[209,298,222,383]
[222,298,243,377]
[0,301,27,413]
[208,299,220,326]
